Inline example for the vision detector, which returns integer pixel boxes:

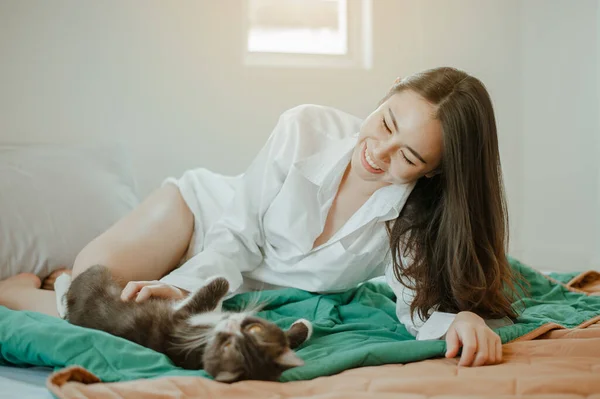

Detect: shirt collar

[294,132,358,187]
[371,181,416,221]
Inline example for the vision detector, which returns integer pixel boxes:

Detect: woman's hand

[445,311,502,367]
[121,281,189,302]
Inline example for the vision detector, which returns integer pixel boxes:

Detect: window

[247,0,347,55]
[243,0,372,68]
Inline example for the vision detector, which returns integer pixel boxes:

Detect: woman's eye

[246,324,263,334]
[381,117,392,133]
[401,152,415,166]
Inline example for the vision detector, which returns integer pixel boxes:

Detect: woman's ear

[425,168,441,178]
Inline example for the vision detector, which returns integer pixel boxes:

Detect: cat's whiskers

[187,311,225,327]
[172,312,249,358]
[170,325,215,357]
[237,293,270,315]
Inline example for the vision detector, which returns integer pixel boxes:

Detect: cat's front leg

[175,277,229,315]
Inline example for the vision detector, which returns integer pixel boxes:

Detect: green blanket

[1,258,599,383]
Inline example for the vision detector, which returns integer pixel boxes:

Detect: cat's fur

[60,265,312,382]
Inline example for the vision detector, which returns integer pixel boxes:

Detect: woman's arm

[385,263,510,366]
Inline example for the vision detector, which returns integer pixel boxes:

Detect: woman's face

[350,90,444,188]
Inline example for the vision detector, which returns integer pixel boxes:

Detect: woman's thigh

[72,183,194,282]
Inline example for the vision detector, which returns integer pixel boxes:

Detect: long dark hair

[386,67,521,321]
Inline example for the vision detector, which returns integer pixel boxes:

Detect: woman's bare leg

[71,183,193,281]
[0,183,194,316]
[42,268,71,290]
[0,274,60,316]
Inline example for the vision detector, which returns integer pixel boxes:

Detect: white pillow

[0,143,140,280]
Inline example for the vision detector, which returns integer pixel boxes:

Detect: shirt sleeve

[385,258,513,340]
[159,110,300,294]
[384,259,431,338]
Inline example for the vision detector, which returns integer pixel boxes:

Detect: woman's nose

[372,138,399,163]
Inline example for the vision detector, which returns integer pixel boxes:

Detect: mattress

[0,365,54,399]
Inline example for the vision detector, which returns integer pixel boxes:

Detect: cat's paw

[207,277,230,299]
[54,273,72,319]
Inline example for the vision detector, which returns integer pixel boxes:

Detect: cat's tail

[55,273,72,319]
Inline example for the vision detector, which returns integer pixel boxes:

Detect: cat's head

[201,313,308,383]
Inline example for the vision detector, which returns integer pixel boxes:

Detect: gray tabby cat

[57,265,312,382]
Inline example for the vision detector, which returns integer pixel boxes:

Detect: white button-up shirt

[161,104,460,339]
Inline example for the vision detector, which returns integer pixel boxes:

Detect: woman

[0,67,519,367]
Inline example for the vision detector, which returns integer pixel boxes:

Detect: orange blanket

[47,271,600,399]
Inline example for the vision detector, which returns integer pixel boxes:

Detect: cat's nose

[224,319,243,337]
[226,319,236,330]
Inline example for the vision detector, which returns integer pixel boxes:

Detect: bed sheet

[0,365,53,399]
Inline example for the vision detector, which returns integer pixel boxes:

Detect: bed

[1,260,599,399]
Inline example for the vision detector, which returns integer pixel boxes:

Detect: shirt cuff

[416,311,456,341]
[415,312,515,341]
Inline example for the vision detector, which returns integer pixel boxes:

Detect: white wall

[517,0,599,272]
[0,0,421,194]
[0,0,598,271]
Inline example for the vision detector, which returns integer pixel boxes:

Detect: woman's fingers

[471,327,490,367]
[135,284,183,302]
[135,285,153,302]
[496,335,503,364]
[487,336,497,365]
[458,327,478,367]
[445,312,503,367]
[121,281,156,301]
[121,281,143,301]
[445,328,461,359]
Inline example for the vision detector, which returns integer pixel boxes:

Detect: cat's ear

[214,370,242,383]
[275,349,304,369]
[285,319,313,349]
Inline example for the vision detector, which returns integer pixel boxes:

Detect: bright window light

[247,0,347,55]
